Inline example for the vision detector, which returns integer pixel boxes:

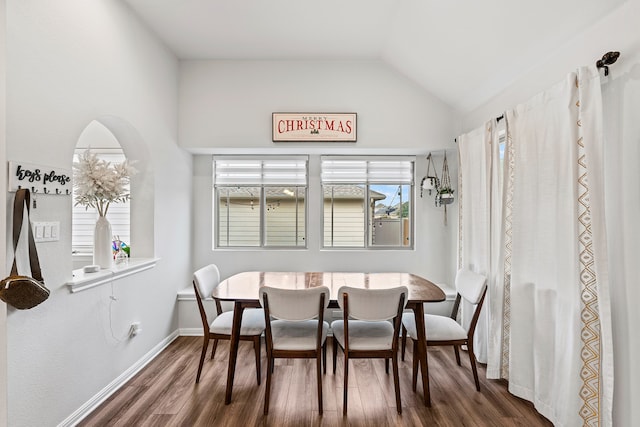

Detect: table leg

[413,303,431,406]
[225,302,245,404]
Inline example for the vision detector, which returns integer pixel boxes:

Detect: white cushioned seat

[210,308,265,336]
[271,319,330,350]
[402,313,467,341]
[401,268,488,393]
[331,320,395,351]
[332,285,408,415]
[192,263,265,385]
[259,285,331,415]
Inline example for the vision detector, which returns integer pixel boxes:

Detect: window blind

[321,157,414,184]
[214,157,308,186]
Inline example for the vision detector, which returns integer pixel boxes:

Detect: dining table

[211,271,446,407]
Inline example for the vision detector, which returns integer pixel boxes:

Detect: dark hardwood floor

[79,336,552,426]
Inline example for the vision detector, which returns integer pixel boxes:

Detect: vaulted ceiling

[123,0,625,113]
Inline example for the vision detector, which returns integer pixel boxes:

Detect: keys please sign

[272,113,357,142]
[8,161,72,195]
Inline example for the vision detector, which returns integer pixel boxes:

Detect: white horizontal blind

[72,149,131,255]
[321,157,414,184]
[214,157,308,186]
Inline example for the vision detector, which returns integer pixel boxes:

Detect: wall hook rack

[8,161,72,196]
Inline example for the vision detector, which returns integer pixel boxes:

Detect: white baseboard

[58,330,180,427]
[179,327,204,336]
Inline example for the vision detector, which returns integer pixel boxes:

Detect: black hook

[55,189,61,195]
[43,187,49,194]
[31,187,38,193]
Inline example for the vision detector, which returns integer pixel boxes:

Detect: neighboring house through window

[321,156,414,249]
[213,156,308,248]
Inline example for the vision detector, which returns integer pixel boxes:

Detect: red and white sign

[272,113,357,142]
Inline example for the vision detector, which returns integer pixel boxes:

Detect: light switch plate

[32,221,60,243]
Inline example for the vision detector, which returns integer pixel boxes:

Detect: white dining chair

[193,264,265,384]
[402,268,487,392]
[331,285,408,415]
[259,285,331,415]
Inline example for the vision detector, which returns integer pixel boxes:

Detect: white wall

[179,60,455,154]
[180,60,458,286]
[5,1,191,426]
[460,1,640,425]
[461,0,640,130]
[0,0,8,424]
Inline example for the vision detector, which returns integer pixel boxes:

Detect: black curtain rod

[455,114,504,143]
[596,51,620,76]
[455,53,619,143]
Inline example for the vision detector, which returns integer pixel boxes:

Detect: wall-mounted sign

[8,161,72,195]
[272,113,357,142]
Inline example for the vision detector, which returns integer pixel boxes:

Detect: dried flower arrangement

[73,148,137,217]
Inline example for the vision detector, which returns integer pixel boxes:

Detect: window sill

[66,258,159,293]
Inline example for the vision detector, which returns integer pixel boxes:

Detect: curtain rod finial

[596,51,620,76]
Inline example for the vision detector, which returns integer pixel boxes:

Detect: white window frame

[321,156,415,250]
[213,156,309,249]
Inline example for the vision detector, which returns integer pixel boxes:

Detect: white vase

[93,216,113,269]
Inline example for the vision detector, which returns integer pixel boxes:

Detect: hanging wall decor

[8,161,72,195]
[420,153,439,197]
[272,113,357,142]
[435,152,454,225]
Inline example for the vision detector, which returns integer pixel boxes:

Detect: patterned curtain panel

[502,66,613,426]
[459,66,614,426]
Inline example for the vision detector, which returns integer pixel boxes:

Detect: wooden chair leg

[454,344,461,366]
[332,337,338,374]
[253,336,261,385]
[323,343,327,374]
[401,325,407,361]
[412,339,418,392]
[317,352,323,415]
[385,358,390,374]
[392,352,402,414]
[264,355,272,415]
[343,353,349,415]
[468,342,481,391]
[196,336,209,383]
[210,338,219,360]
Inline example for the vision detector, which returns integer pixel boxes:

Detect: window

[321,157,414,249]
[72,148,131,256]
[214,156,308,248]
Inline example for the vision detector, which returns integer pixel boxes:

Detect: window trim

[320,156,415,250]
[213,156,309,250]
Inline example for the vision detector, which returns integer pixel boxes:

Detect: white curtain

[459,66,614,426]
[504,66,612,426]
[600,54,640,426]
[457,120,500,364]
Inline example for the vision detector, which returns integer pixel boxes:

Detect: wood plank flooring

[79,336,552,426]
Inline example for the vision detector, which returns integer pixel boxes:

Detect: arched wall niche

[74,115,155,259]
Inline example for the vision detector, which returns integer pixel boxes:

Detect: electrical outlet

[129,322,142,338]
